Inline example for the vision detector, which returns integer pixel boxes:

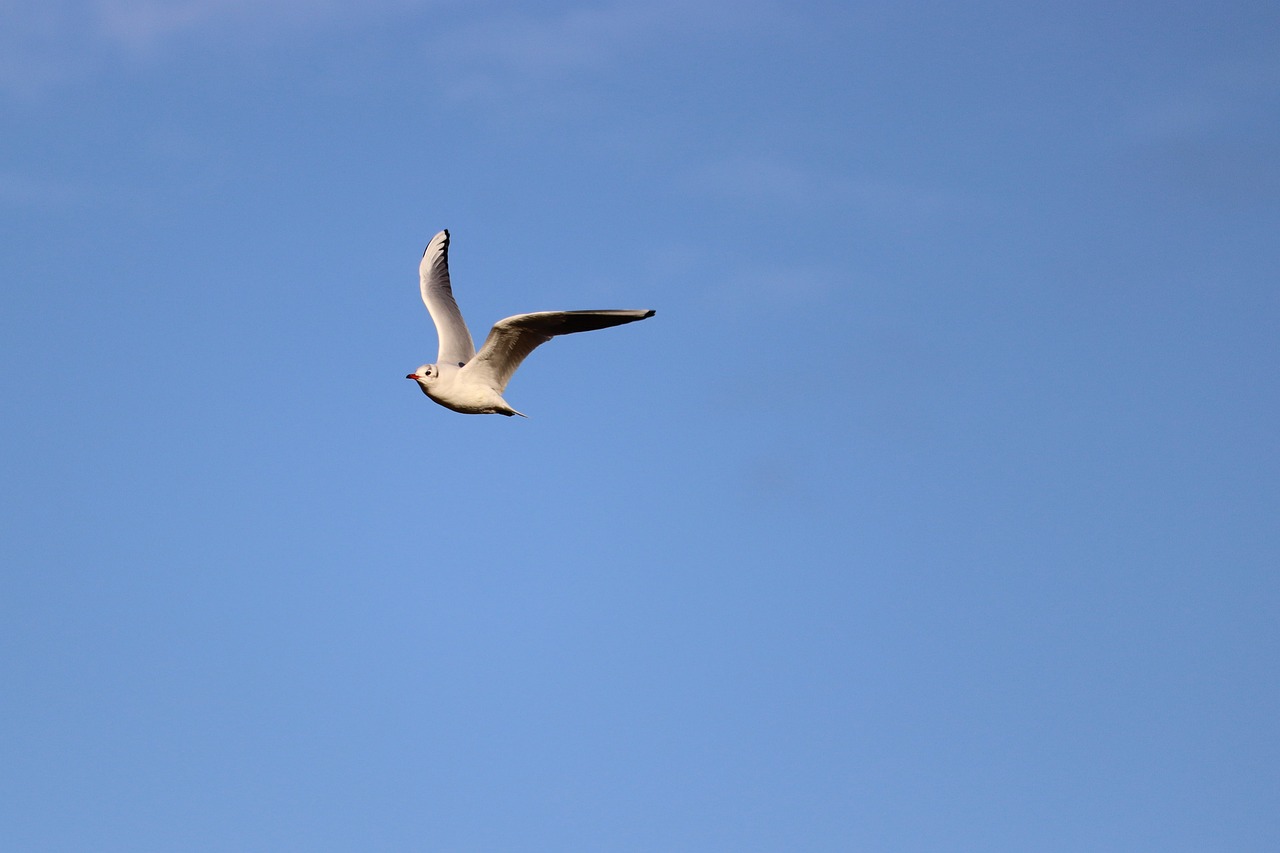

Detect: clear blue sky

[3,1,1278,850]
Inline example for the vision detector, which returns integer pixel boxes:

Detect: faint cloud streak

[91,0,428,51]
[0,0,432,95]
[1120,57,1280,209]
[0,1,90,96]
[0,170,89,210]
[430,0,785,100]
[441,4,668,78]
[1123,57,1280,141]
[691,151,987,220]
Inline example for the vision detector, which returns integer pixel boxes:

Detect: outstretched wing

[461,309,655,393]
[419,229,476,366]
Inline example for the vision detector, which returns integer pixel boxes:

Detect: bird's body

[406,229,654,416]
[413,361,519,416]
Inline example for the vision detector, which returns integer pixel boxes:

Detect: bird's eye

[457,362,464,367]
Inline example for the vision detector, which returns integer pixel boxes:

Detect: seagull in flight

[407,229,655,417]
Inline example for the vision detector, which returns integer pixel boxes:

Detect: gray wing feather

[419,230,476,366]
[462,309,655,393]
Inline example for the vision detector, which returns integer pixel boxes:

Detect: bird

[406,229,655,417]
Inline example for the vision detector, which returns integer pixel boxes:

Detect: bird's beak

[406,373,418,380]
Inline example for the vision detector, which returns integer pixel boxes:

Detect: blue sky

[2,1,1278,850]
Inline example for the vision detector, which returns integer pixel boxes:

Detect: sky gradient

[3,1,1279,850]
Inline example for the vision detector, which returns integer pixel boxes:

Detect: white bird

[407,229,655,417]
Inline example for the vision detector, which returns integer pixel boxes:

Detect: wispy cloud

[1119,57,1280,209]
[439,4,668,79]
[0,170,89,210]
[91,0,428,51]
[1,0,787,101]
[1123,56,1280,141]
[0,2,91,96]
[725,261,834,304]
[93,0,255,51]
[693,154,815,207]
[690,151,987,220]
[645,235,838,312]
[429,0,785,100]
[0,0,430,96]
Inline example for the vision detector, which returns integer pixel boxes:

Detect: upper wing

[419,229,477,366]
[461,309,655,393]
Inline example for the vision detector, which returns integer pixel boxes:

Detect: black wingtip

[421,228,450,259]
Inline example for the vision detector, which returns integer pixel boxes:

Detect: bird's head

[406,364,436,395]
